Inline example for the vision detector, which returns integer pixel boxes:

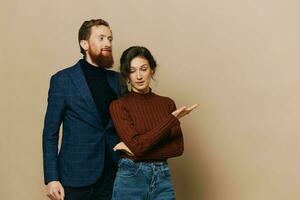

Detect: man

[43,19,127,200]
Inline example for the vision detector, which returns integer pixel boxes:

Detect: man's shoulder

[51,61,81,79]
[106,69,128,95]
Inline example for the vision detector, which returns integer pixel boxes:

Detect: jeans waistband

[118,158,169,171]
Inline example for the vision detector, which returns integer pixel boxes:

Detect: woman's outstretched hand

[113,142,135,156]
[172,104,198,119]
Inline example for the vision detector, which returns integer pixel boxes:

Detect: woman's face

[128,56,154,94]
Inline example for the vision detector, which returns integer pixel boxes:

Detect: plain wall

[1,0,300,199]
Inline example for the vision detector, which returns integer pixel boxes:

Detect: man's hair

[120,46,157,80]
[78,19,110,57]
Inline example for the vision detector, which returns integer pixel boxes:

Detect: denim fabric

[112,158,175,200]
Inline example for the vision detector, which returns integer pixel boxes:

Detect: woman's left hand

[113,142,135,156]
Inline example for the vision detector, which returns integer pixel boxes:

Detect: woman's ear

[150,69,156,81]
[151,69,155,76]
[151,69,156,78]
[79,40,89,51]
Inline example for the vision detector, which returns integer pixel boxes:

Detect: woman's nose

[136,71,142,79]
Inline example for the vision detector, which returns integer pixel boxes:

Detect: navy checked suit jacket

[42,61,127,187]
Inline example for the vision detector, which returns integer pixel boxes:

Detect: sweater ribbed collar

[129,88,155,100]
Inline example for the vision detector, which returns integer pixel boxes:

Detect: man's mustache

[101,48,112,52]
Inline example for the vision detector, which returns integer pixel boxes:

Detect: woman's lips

[135,81,144,85]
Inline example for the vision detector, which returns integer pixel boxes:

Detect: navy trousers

[64,168,116,200]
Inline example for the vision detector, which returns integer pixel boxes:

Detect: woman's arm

[114,125,184,159]
[109,100,180,157]
[141,125,184,160]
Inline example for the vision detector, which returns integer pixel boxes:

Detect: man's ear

[79,40,89,51]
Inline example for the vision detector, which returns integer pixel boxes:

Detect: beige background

[1,0,300,199]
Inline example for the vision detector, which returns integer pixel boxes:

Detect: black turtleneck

[80,59,118,128]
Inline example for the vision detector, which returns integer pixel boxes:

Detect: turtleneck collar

[80,59,106,73]
[129,88,155,100]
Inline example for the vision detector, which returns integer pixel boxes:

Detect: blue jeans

[112,158,176,200]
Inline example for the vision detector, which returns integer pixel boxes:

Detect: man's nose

[104,38,112,47]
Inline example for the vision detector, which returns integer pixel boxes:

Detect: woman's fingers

[172,106,186,117]
[123,148,134,156]
[113,142,123,151]
[187,104,198,111]
[175,104,198,119]
[113,142,135,156]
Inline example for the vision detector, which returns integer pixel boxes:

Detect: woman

[109,46,197,200]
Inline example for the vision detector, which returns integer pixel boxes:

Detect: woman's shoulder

[152,93,177,111]
[152,93,175,104]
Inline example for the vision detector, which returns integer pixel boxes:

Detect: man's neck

[85,56,100,67]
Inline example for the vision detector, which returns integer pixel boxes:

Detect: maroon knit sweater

[109,90,184,161]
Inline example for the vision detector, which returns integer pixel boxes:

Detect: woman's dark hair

[120,46,157,80]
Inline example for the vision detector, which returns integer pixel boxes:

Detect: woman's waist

[121,154,167,163]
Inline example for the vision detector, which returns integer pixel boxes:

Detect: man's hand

[172,104,198,119]
[113,142,135,156]
[46,181,65,200]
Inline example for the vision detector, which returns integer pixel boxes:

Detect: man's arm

[42,73,66,199]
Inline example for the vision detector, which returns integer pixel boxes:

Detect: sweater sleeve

[109,100,180,157]
[146,99,184,159]
[140,100,184,159]
[141,126,184,160]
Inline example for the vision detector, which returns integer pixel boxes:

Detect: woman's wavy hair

[120,46,157,81]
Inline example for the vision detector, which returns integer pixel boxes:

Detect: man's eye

[130,69,135,73]
[141,68,147,71]
[99,37,104,40]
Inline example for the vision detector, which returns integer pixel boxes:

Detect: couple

[42,19,197,200]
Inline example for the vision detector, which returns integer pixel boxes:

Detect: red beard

[89,50,114,68]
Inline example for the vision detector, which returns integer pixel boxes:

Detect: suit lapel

[67,62,103,128]
[105,71,120,98]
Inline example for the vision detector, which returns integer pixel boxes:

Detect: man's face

[84,25,114,67]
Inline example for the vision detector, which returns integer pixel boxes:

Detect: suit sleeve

[42,73,66,184]
[109,100,180,157]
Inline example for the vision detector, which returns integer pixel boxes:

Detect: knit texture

[109,90,184,161]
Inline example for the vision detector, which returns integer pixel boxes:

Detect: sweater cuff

[168,114,181,128]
